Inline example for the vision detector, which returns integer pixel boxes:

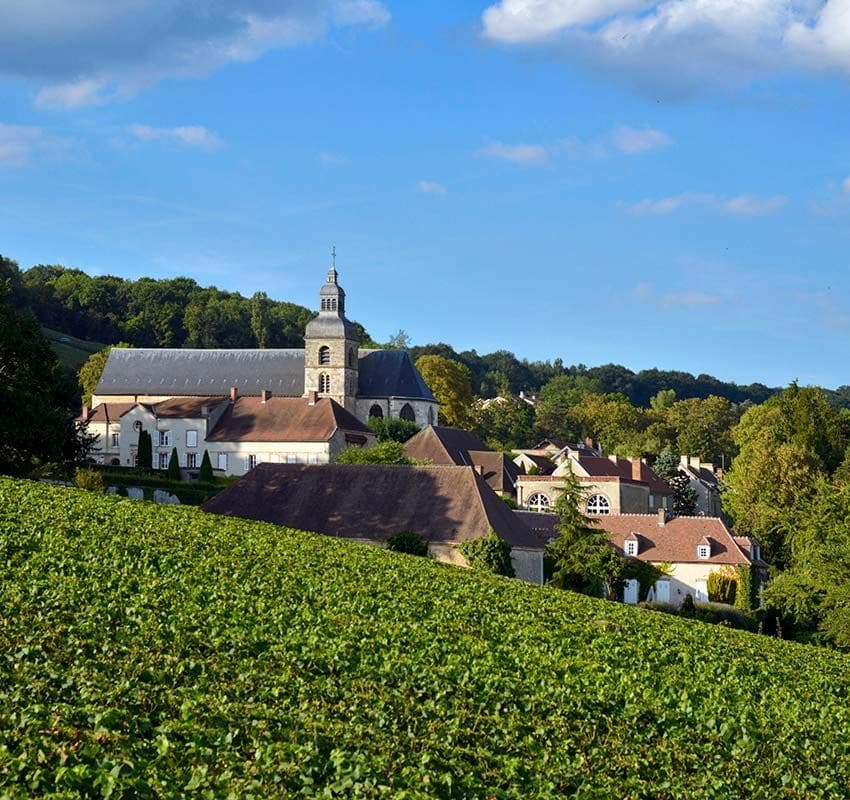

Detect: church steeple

[304,252,359,412]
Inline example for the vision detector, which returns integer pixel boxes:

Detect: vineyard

[2,478,850,798]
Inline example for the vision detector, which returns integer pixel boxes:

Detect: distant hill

[4,477,850,797]
[41,326,105,372]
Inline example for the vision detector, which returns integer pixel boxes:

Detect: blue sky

[2,1,850,388]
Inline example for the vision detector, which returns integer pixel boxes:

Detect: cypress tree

[137,430,152,471]
[199,449,214,482]
[167,447,181,480]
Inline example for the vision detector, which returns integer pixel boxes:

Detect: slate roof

[94,347,436,402]
[202,464,542,550]
[206,397,372,443]
[403,426,521,494]
[515,511,752,565]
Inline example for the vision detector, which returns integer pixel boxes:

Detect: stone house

[679,456,723,517]
[202,463,545,584]
[516,453,673,516]
[517,509,766,607]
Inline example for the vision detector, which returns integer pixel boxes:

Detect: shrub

[166,447,181,480]
[335,440,413,465]
[74,467,105,493]
[199,450,214,482]
[680,593,696,618]
[501,495,518,509]
[695,601,757,632]
[735,564,757,612]
[707,571,738,605]
[640,601,679,617]
[458,529,515,577]
[386,531,428,557]
[527,465,540,476]
[367,417,420,443]
[136,429,152,470]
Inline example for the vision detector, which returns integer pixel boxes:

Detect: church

[83,265,438,474]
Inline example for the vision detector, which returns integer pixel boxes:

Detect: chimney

[689,456,701,470]
[631,456,642,481]
[657,508,667,526]
[609,454,618,464]
[229,386,238,403]
[474,464,484,476]
[201,403,209,417]
[307,390,318,405]
[81,405,91,422]
[260,389,271,403]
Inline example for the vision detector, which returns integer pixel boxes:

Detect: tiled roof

[203,464,542,550]
[77,402,136,425]
[514,512,753,566]
[206,397,371,443]
[517,453,556,475]
[572,456,673,495]
[151,397,228,418]
[403,426,521,493]
[94,347,436,402]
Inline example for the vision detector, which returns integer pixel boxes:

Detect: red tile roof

[573,456,673,495]
[203,463,542,550]
[151,397,228,418]
[514,512,752,566]
[77,402,137,425]
[207,397,372,443]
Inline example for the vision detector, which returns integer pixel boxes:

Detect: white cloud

[842,176,850,193]
[417,180,448,195]
[611,125,672,154]
[0,123,70,167]
[630,191,786,215]
[660,291,721,308]
[481,1,850,95]
[477,141,550,165]
[128,124,223,149]
[0,1,390,108]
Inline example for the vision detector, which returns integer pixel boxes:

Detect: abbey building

[83,266,438,475]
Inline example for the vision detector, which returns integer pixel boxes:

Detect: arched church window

[319,373,331,394]
[399,403,416,422]
[369,404,384,419]
[319,346,330,366]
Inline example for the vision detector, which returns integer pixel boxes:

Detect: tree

[666,395,738,465]
[567,393,647,455]
[250,291,272,348]
[0,283,80,476]
[367,417,421,443]
[385,329,411,350]
[334,441,414,465]
[78,343,130,407]
[458,529,515,577]
[649,389,677,412]
[653,449,698,516]
[199,450,214,481]
[534,374,601,441]
[136,430,152,471]
[415,355,474,429]
[167,447,181,480]
[545,472,630,598]
[471,396,535,451]
[386,531,428,556]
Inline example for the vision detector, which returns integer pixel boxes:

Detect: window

[287,454,298,464]
[309,454,319,464]
[399,403,416,422]
[625,539,639,557]
[348,348,355,367]
[133,420,143,433]
[649,494,655,509]
[319,373,331,393]
[330,298,337,311]
[527,493,551,513]
[186,453,198,469]
[623,578,639,605]
[131,451,138,467]
[157,431,170,447]
[319,346,331,365]
[321,298,328,311]
[247,455,258,470]
[186,430,198,448]
[586,495,611,516]
[157,452,169,470]
[217,453,227,471]
[369,404,384,419]
[697,544,711,560]
[110,432,120,448]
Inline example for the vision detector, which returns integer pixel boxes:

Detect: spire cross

[331,246,336,267]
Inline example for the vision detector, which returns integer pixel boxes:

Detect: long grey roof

[95,347,436,402]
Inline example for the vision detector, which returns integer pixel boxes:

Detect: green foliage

[458,529,515,577]
[735,564,757,613]
[77,343,130,406]
[0,283,81,476]
[166,447,181,480]
[471,396,535,451]
[334,440,413,465]
[74,467,105,493]
[415,354,474,429]
[694,602,757,632]
[652,449,699,516]
[680,593,696,618]
[199,449,214,482]
[3,479,850,796]
[136,430,152,471]
[367,416,420,443]
[385,531,428,557]
[707,571,738,605]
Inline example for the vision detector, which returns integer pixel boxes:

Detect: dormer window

[625,538,639,557]
[697,543,711,560]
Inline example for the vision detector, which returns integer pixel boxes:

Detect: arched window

[369,404,384,419]
[348,348,355,367]
[586,494,611,516]
[428,406,435,425]
[319,373,331,394]
[319,346,330,365]
[527,493,550,513]
[330,298,337,311]
[321,299,327,311]
[399,403,416,422]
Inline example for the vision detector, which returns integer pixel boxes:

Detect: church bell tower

[303,254,360,412]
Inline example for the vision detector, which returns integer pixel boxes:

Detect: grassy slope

[1,479,849,799]
[41,326,105,373]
